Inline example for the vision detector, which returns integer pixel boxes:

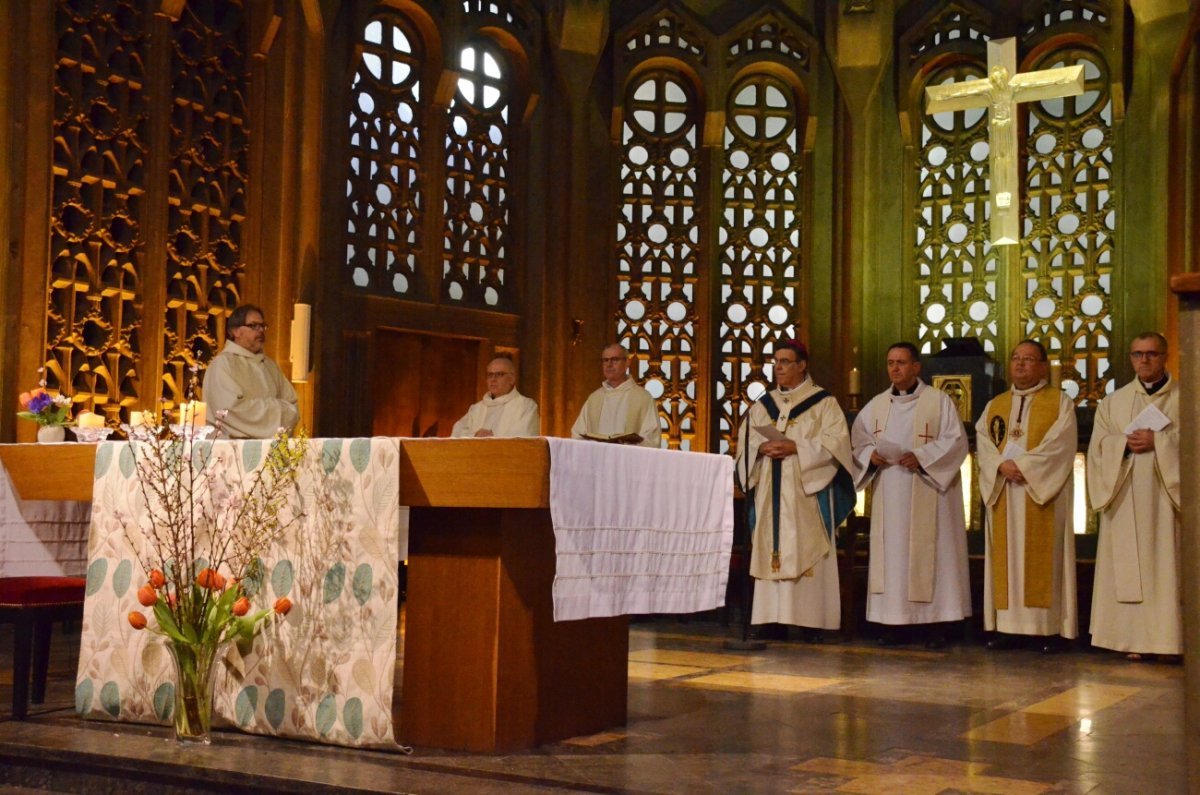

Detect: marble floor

[0,619,1186,794]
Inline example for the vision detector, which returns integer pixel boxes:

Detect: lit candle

[180,401,207,427]
[848,366,861,396]
[129,410,151,427]
[77,411,105,429]
[1050,360,1063,389]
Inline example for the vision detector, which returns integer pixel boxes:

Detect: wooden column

[1171,272,1200,794]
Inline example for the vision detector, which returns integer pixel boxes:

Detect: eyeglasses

[1009,355,1042,364]
[1130,351,1164,360]
[601,357,626,364]
[485,371,513,378]
[242,322,269,331]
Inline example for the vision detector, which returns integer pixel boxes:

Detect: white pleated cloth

[547,438,734,622]
[0,452,92,577]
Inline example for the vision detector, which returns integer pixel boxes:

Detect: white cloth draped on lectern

[547,438,734,622]
[0,454,92,577]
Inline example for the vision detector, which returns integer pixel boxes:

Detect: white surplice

[451,389,540,438]
[1087,376,1181,654]
[735,379,853,630]
[571,378,662,448]
[851,381,971,625]
[976,382,1078,638]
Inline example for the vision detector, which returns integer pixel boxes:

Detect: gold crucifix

[924,37,1085,246]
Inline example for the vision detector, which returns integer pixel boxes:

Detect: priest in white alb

[735,340,855,642]
[571,343,662,448]
[976,339,1078,653]
[451,354,540,438]
[851,343,970,648]
[1087,332,1180,660]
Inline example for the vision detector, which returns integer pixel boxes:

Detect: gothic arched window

[1021,46,1115,405]
[443,39,513,308]
[716,72,807,454]
[345,14,425,297]
[914,61,1000,356]
[616,68,700,449]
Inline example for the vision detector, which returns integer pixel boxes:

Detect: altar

[0,438,734,753]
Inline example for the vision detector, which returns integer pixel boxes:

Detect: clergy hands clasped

[1125,429,1155,454]
[870,450,921,472]
[760,439,798,459]
[998,459,1026,484]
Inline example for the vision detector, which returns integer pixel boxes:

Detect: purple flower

[27,392,53,414]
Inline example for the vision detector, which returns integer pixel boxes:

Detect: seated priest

[571,343,662,448]
[451,354,540,437]
[203,304,299,439]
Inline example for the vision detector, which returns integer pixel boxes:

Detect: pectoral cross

[918,424,935,444]
[924,37,1085,246]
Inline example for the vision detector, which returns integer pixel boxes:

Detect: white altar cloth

[0,450,92,577]
[547,438,734,621]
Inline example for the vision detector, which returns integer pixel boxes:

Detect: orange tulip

[18,391,31,409]
[195,567,227,590]
[137,583,158,607]
[273,597,292,615]
[149,569,166,589]
[232,596,250,616]
[128,611,147,630]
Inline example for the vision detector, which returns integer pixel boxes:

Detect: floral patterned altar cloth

[74,437,402,748]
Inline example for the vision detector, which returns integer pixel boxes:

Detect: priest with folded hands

[451,354,540,438]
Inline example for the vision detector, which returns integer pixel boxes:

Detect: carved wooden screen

[443,40,512,308]
[914,61,1000,356]
[162,1,250,408]
[345,14,425,297]
[615,69,700,450]
[716,73,806,455]
[1021,47,1115,404]
[49,0,150,420]
[48,0,248,420]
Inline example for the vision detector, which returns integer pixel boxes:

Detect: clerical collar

[891,380,920,397]
[775,377,811,405]
[602,377,631,392]
[1141,374,1169,395]
[1011,380,1047,397]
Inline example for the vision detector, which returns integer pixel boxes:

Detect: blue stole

[757,390,856,572]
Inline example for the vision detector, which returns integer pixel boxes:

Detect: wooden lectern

[398,438,629,752]
[1,439,630,753]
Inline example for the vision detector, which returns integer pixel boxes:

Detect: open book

[580,432,644,445]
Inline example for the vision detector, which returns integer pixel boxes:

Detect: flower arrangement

[121,400,308,743]
[17,372,72,427]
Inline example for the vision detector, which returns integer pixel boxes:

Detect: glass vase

[165,640,223,744]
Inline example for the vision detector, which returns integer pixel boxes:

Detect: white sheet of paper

[1001,441,1026,461]
[1123,403,1171,435]
[874,438,905,463]
[754,424,788,443]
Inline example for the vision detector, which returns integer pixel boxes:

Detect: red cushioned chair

[0,577,86,720]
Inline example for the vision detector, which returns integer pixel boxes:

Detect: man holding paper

[976,340,1078,653]
[735,340,855,641]
[571,343,662,448]
[203,304,299,439]
[1087,332,1180,660]
[850,343,970,648]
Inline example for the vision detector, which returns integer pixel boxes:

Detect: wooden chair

[0,577,86,719]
